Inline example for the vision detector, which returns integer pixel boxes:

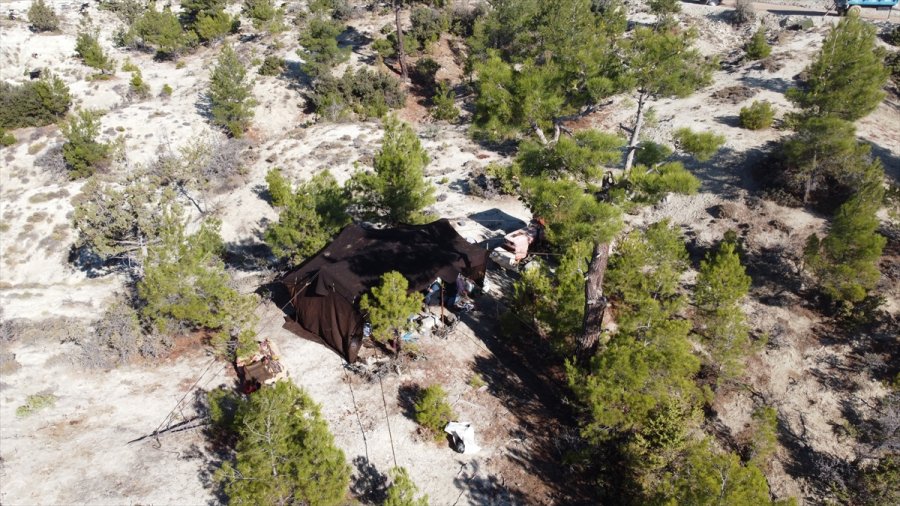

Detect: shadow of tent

[467,208,527,235]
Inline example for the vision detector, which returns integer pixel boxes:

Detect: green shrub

[484,162,518,194]
[309,68,405,120]
[409,6,448,51]
[75,30,116,73]
[372,37,395,59]
[744,27,771,60]
[160,83,173,97]
[28,0,60,32]
[217,380,350,505]
[635,141,673,168]
[739,100,775,130]
[194,11,235,42]
[298,15,349,77]
[243,0,284,32]
[121,59,139,72]
[61,109,111,179]
[431,81,458,121]
[413,384,455,439]
[132,4,196,58]
[673,127,726,162]
[889,25,900,46]
[0,74,71,129]
[99,0,145,25]
[209,45,256,138]
[138,214,258,359]
[385,467,429,506]
[629,161,701,202]
[467,374,486,389]
[886,51,900,87]
[16,393,57,417]
[412,57,440,91]
[0,129,15,147]
[258,55,285,76]
[181,0,236,42]
[129,70,151,99]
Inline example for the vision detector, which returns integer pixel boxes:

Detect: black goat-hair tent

[280,219,488,362]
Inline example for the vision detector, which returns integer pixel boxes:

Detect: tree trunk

[577,240,611,362]
[394,2,408,81]
[803,152,817,205]
[532,121,549,145]
[623,91,648,173]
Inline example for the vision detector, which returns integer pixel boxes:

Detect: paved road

[710,0,900,22]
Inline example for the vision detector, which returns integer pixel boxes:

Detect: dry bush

[74,302,172,369]
[34,143,66,177]
[732,0,755,25]
[0,317,87,344]
[151,136,249,195]
[0,350,20,374]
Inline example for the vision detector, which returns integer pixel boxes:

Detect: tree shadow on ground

[397,382,423,421]
[194,91,213,122]
[283,60,312,91]
[739,75,794,94]
[671,148,752,198]
[350,455,388,504]
[459,290,597,505]
[191,386,238,506]
[452,460,529,506]
[714,114,742,128]
[467,208,526,235]
[777,414,857,502]
[869,140,900,185]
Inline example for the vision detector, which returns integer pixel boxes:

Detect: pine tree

[218,380,350,506]
[137,211,258,357]
[569,222,702,440]
[656,439,772,505]
[61,109,111,179]
[72,173,175,268]
[384,467,429,506]
[787,14,888,121]
[605,221,690,336]
[181,0,233,42]
[243,0,284,33]
[470,0,627,143]
[75,28,116,74]
[298,13,348,77]
[347,117,435,224]
[413,384,455,438]
[744,26,771,60]
[208,45,255,137]
[0,74,71,129]
[780,116,874,204]
[804,182,886,305]
[264,170,349,265]
[359,271,423,353]
[694,241,753,379]
[133,4,195,58]
[622,26,715,171]
[27,0,59,32]
[512,241,591,354]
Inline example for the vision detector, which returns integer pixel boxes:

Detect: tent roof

[281,219,488,304]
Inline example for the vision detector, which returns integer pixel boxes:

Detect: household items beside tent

[280,219,489,363]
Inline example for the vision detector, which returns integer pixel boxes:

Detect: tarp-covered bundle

[280,219,488,362]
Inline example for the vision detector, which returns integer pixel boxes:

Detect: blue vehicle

[835,0,899,16]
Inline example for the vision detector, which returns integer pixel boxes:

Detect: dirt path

[712,0,900,22]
